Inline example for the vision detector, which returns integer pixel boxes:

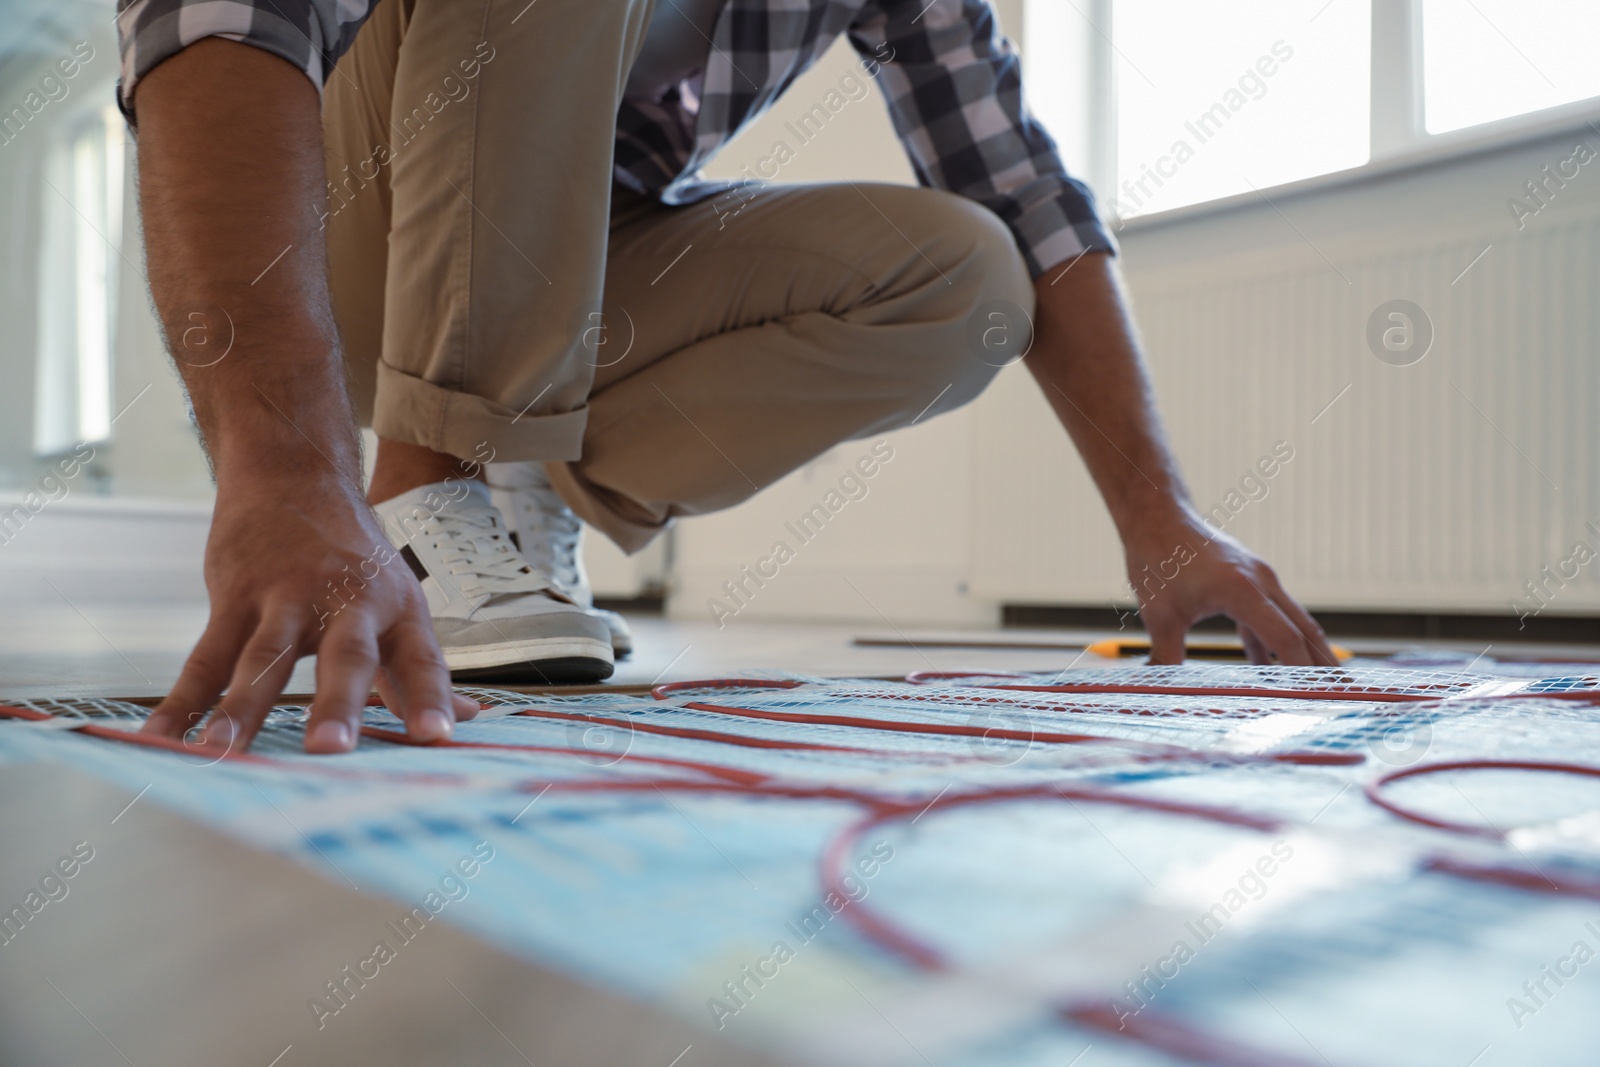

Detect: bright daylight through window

[1110,0,1370,220]
[1098,0,1600,221]
[1421,0,1600,134]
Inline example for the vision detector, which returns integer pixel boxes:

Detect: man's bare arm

[1025,253,1335,666]
[135,40,474,752]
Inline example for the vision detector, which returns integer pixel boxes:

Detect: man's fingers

[206,613,306,750]
[1268,590,1337,667]
[145,617,250,739]
[376,620,458,744]
[1239,625,1271,665]
[1224,579,1314,665]
[306,618,381,754]
[374,665,481,730]
[1143,610,1189,665]
[1236,564,1336,667]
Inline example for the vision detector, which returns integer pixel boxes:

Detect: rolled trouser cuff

[371,360,589,463]
[544,458,670,555]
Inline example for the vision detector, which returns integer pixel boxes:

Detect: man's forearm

[133,39,470,751]
[1024,253,1197,545]
[136,39,359,486]
[1024,252,1334,664]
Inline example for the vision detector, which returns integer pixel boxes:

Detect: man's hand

[146,469,478,754]
[1026,254,1334,667]
[1121,510,1335,666]
[132,40,473,752]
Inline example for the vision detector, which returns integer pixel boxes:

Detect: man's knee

[904,191,1034,410]
[930,191,1032,282]
[867,185,1027,279]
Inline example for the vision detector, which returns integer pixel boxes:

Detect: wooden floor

[0,603,1121,703]
[5,599,1599,705]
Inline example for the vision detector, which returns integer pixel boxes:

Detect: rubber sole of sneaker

[444,638,615,684]
[450,656,615,684]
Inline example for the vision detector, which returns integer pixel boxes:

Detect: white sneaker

[373,480,614,683]
[486,461,635,658]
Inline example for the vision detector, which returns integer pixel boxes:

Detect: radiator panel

[971,214,1600,616]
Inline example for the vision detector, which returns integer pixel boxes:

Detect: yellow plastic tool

[1085,638,1353,663]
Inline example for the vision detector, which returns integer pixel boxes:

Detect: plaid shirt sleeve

[848,0,1116,278]
[115,0,376,122]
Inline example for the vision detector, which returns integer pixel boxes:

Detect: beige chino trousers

[323,0,1034,552]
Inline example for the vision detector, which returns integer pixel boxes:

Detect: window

[1067,0,1600,222]
[1421,0,1600,135]
[34,103,124,457]
[1110,0,1370,219]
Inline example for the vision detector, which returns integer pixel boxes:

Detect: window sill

[1113,97,1600,234]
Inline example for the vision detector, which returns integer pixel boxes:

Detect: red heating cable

[1364,759,1600,840]
[664,696,1364,767]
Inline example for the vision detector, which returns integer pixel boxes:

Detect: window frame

[32,99,125,458]
[1093,0,1600,231]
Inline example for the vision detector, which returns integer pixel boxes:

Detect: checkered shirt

[115,0,1115,276]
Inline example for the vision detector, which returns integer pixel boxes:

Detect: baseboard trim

[0,495,209,602]
[1002,605,1600,644]
[669,565,999,628]
[592,595,664,615]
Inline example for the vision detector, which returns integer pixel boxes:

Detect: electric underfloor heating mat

[3,661,1599,1066]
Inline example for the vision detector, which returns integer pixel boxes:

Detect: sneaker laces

[491,465,585,596]
[416,500,567,607]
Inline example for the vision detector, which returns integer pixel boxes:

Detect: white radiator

[970,196,1600,619]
